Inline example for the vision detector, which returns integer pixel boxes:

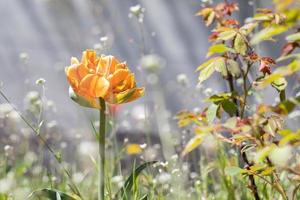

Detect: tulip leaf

[27,188,81,200]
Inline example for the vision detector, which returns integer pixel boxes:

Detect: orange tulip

[65,49,144,108]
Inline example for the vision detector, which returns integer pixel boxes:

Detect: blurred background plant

[0,0,300,199]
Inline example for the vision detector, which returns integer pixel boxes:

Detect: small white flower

[157,172,171,184]
[176,73,189,86]
[4,145,13,157]
[35,78,46,85]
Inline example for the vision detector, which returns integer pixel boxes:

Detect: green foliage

[27,189,81,200]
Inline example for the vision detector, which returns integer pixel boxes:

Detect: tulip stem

[98,98,106,200]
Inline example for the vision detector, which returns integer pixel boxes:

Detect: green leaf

[196,58,215,71]
[119,161,157,200]
[27,188,81,200]
[206,44,234,57]
[206,93,232,104]
[234,34,247,55]
[224,166,243,176]
[182,135,205,156]
[206,103,219,123]
[250,26,288,45]
[198,61,216,83]
[221,100,237,116]
[277,53,300,62]
[139,194,148,200]
[254,145,276,163]
[217,30,237,41]
[239,22,258,35]
[206,11,215,26]
[274,95,300,115]
[223,117,237,130]
[271,77,287,91]
[226,59,241,77]
[286,32,300,42]
[214,57,227,77]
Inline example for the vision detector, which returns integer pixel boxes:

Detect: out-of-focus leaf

[250,26,288,45]
[176,111,203,127]
[271,77,287,91]
[206,93,232,104]
[182,135,205,156]
[234,34,247,55]
[286,32,300,42]
[214,57,227,77]
[206,11,215,26]
[257,60,300,89]
[239,22,258,35]
[139,194,148,200]
[198,61,216,83]
[221,100,237,116]
[224,166,243,176]
[277,53,300,62]
[261,167,275,176]
[273,95,300,115]
[196,58,215,71]
[206,103,219,123]
[279,129,300,146]
[27,188,81,200]
[226,59,241,77]
[223,117,237,130]
[263,116,283,137]
[206,44,234,57]
[217,30,237,41]
[119,161,157,200]
[254,145,276,163]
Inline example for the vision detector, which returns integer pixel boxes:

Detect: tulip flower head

[65,49,144,108]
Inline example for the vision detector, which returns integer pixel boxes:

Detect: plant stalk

[226,74,260,200]
[98,98,106,200]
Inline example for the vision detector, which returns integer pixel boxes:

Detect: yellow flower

[65,49,144,108]
[126,144,142,155]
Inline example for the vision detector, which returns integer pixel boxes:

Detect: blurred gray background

[0,0,269,132]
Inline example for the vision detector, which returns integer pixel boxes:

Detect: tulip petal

[97,55,120,74]
[94,76,110,97]
[71,57,79,65]
[109,69,130,89]
[69,87,100,109]
[82,50,97,70]
[65,64,89,93]
[79,74,109,98]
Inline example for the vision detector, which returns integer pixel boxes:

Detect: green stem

[98,98,106,200]
[280,90,286,102]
